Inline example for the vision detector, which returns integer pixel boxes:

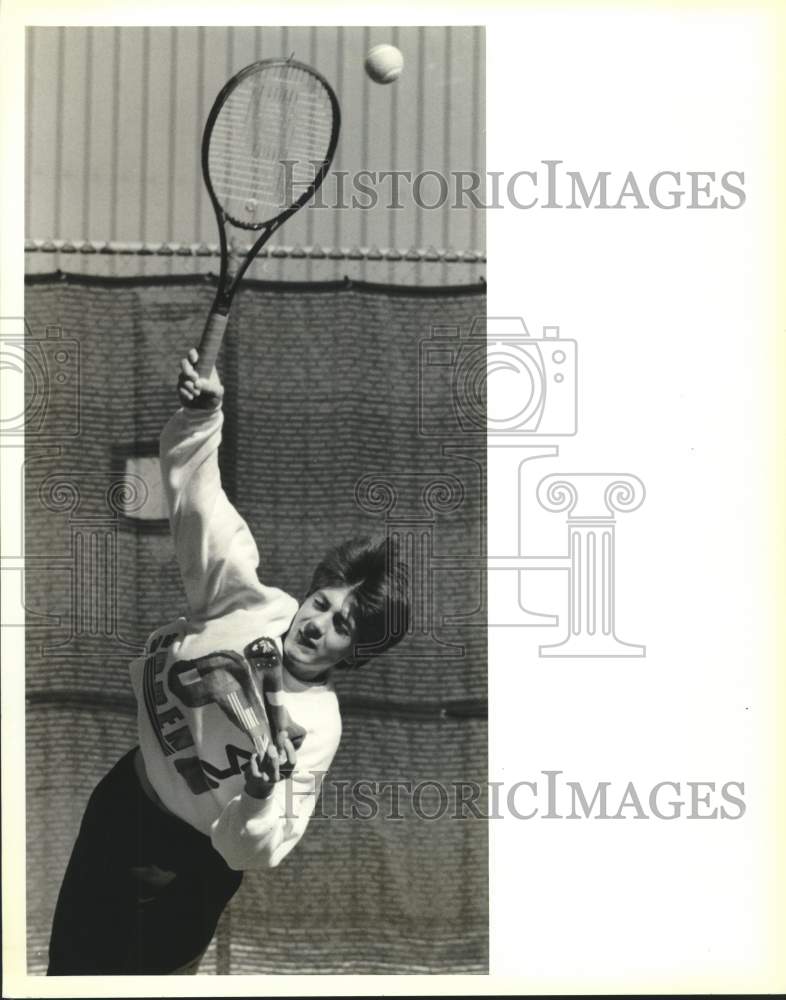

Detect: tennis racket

[169,643,306,789]
[197,57,341,377]
[169,650,274,761]
[245,637,306,780]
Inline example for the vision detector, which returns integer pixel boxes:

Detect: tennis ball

[364,44,404,85]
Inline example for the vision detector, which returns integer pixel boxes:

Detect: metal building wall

[25,26,485,286]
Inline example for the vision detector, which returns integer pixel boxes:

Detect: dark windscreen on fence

[23,274,488,975]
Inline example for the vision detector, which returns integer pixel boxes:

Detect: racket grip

[198,310,229,376]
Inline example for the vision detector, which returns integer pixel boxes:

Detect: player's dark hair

[307,535,409,667]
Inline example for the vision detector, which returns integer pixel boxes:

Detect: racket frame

[198,57,341,373]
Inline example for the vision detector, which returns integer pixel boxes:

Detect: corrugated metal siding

[25,26,485,285]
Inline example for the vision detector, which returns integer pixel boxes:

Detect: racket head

[202,58,340,231]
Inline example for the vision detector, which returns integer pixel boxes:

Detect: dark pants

[48,749,243,975]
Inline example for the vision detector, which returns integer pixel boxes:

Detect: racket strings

[207,65,336,226]
[226,689,258,730]
[226,689,268,755]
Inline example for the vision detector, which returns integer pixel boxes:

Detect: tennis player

[47,348,409,975]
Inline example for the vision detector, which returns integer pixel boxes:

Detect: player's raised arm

[159,349,281,622]
[177,347,224,410]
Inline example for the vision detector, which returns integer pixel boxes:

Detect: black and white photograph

[3,2,786,997]
[17,23,487,978]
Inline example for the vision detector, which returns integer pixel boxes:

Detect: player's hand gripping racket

[197,58,341,377]
[245,637,307,782]
[171,639,306,786]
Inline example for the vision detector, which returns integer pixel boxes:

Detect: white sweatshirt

[128,405,342,871]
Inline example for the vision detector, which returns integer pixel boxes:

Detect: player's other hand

[178,348,225,410]
[276,719,307,778]
[244,750,280,800]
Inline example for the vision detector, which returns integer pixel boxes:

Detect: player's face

[283,585,358,680]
